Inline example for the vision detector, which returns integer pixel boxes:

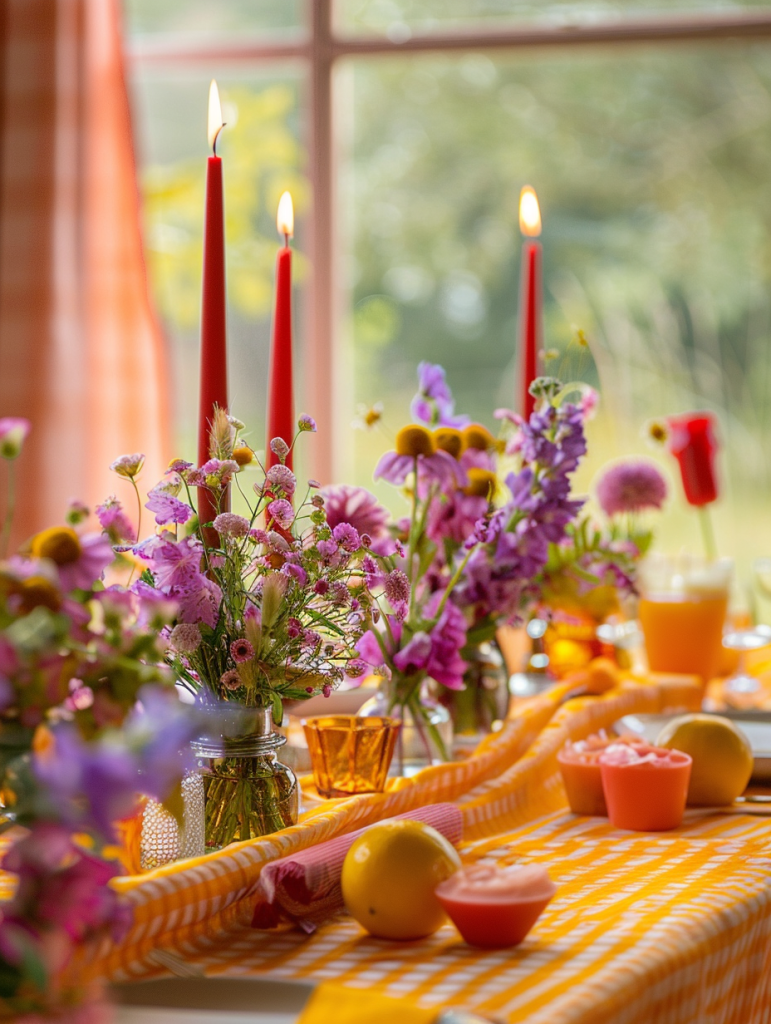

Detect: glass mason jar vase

[192,705,298,850]
[442,641,509,745]
[357,683,453,777]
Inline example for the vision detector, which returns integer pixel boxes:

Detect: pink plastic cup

[599,743,692,832]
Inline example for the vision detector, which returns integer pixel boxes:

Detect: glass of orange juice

[638,554,732,692]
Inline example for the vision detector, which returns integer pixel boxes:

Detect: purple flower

[267,464,297,497]
[0,417,30,459]
[298,414,317,432]
[596,459,668,516]
[201,459,240,487]
[287,617,302,638]
[137,534,222,628]
[317,538,339,561]
[267,499,295,530]
[146,482,193,527]
[321,485,390,539]
[313,579,330,596]
[169,459,193,474]
[332,522,361,552]
[96,496,136,543]
[410,363,469,428]
[230,638,254,663]
[213,512,250,538]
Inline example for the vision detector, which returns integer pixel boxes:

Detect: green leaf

[271,691,284,725]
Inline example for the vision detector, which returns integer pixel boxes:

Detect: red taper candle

[198,80,228,529]
[518,186,543,421]
[266,191,295,471]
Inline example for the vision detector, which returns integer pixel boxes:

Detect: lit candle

[198,80,228,528]
[518,186,542,420]
[266,191,295,471]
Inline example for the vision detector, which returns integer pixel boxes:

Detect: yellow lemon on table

[342,820,461,940]
[656,714,753,806]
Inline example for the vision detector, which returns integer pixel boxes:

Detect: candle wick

[212,123,226,157]
[284,233,290,249]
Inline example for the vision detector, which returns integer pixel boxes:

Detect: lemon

[341,820,461,940]
[656,714,753,806]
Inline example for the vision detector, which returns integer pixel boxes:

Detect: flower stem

[127,477,143,584]
[697,505,717,562]
[0,462,15,558]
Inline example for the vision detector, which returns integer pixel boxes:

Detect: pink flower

[266,464,297,497]
[596,459,668,517]
[0,417,30,459]
[137,534,222,628]
[221,668,241,691]
[146,477,193,527]
[384,569,410,606]
[375,447,466,490]
[270,438,290,460]
[169,622,201,654]
[282,563,308,586]
[110,453,145,479]
[230,638,254,663]
[56,533,114,592]
[96,496,135,543]
[213,512,250,538]
[298,414,317,432]
[579,386,599,421]
[201,459,239,487]
[267,499,294,530]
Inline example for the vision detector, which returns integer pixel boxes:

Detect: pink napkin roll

[251,803,463,932]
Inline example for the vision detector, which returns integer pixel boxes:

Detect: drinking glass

[638,554,732,692]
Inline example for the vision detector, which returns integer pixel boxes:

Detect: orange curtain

[0,0,170,547]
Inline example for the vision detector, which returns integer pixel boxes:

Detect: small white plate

[615,711,771,782]
[111,977,315,1024]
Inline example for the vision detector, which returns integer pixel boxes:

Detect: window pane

[336,0,771,35]
[128,66,309,473]
[341,44,771,573]
[125,0,303,37]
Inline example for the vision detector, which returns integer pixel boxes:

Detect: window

[125,0,771,576]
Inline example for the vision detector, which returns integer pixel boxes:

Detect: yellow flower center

[462,424,496,452]
[395,425,435,458]
[31,526,82,566]
[19,576,62,613]
[433,428,463,459]
[233,446,254,467]
[463,468,498,499]
[364,407,382,427]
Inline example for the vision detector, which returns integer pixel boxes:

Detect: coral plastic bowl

[435,865,556,948]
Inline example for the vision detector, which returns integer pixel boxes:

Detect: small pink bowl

[435,868,556,948]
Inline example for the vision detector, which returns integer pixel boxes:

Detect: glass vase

[139,771,206,871]
[442,641,508,745]
[192,705,298,850]
[357,683,452,776]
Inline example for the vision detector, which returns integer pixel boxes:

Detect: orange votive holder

[599,745,692,832]
[302,715,400,798]
[435,863,556,949]
[557,733,648,817]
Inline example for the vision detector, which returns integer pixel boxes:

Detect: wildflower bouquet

[112,409,381,718]
[107,410,400,844]
[350,368,592,758]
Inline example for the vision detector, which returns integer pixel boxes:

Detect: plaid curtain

[0,0,170,544]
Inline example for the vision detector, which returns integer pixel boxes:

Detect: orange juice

[639,592,728,685]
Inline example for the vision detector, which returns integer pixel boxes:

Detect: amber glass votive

[303,716,400,798]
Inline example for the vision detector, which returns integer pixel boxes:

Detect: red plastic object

[667,413,719,507]
[600,745,692,832]
[435,864,556,948]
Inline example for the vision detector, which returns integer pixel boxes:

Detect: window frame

[127,0,771,482]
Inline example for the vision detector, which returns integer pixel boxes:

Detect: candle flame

[519,186,542,237]
[207,80,224,152]
[277,191,294,239]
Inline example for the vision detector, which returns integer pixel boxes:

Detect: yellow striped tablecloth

[20,671,769,1023]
